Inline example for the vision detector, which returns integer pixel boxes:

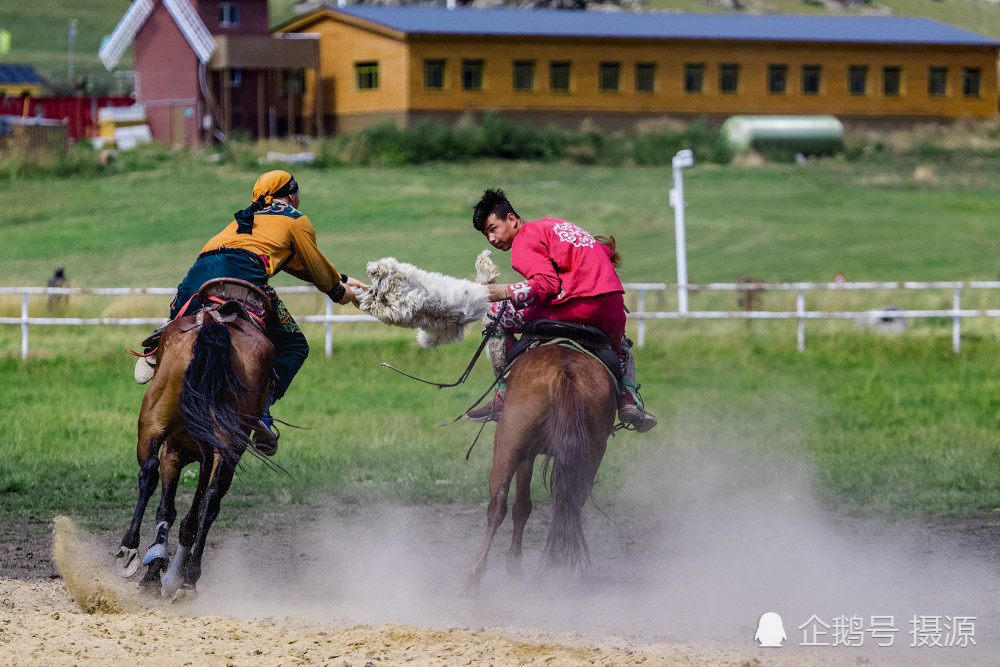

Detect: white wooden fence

[3,281,999,360]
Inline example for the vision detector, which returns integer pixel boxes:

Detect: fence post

[21,293,29,360]
[670,149,694,314]
[636,288,647,348]
[797,289,805,352]
[953,286,961,354]
[325,298,333,358]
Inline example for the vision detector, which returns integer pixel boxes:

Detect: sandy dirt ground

[2,495,999,667]
[4,429,1000,667]
[0,515,812,667]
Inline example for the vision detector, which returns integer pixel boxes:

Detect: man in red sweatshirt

[466,188,656,433]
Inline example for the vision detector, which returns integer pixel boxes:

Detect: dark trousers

[169,250,309,401]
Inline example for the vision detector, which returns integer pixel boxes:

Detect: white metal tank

[722,115,844,155]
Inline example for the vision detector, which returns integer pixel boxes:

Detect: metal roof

[0,64,45,85]
[322,6,1000,46]
[100,0,215,71]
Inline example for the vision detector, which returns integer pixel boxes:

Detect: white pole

[68,20,78,80]
[953,286,961,354]
[636,288,647,348]
[670,149,694,314]
[325,298,333,358]
[21,293,29,360]
[797,289,806,352]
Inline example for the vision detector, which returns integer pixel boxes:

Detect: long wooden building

[277,6,1000,134]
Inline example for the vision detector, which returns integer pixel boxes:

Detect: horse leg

[505,456,535,576]
[158,450,202,597]
[172,455,235,601]
[115,431,163,577]
[465,446,523,595]
[138,441,183,594]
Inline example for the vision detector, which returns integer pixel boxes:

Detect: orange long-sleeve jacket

[200,201,342,295]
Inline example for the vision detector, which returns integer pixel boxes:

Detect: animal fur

[357,252,499,348]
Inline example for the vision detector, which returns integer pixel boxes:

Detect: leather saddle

[506,318,624,390]
[141,278,272,349]
[195,277,271,328]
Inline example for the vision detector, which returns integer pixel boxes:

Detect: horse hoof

[461,579,482,597]
[114,547,140,578]
[169,585,197,604]
[142,543,168,565]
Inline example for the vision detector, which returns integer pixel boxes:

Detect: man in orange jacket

[168,170,368,448]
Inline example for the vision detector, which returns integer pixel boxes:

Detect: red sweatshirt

[507,218,623,308]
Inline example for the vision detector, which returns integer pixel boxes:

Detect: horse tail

[179,321,249,465]
[539,366,592,573]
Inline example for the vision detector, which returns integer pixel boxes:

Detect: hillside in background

[1,0,999,95]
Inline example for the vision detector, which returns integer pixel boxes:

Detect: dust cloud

[159,403,1000,664]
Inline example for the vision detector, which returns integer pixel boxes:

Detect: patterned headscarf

[236,170,299,234]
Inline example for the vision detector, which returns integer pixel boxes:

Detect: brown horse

[114,285,274,599]
[465,341,617,593]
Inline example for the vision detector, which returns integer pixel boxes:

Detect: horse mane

[594,235,621,269]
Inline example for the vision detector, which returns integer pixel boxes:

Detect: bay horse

[114,279,274,599]
[464,331,618,594]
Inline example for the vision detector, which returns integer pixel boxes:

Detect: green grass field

[2,156,1000,539]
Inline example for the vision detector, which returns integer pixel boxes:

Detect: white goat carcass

[357,252,499,348]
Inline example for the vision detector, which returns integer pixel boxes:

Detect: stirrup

[619,385,657,433]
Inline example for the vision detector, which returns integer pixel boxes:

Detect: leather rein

[380,309,503,389]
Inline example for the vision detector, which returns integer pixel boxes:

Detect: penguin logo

[754,612,787,647]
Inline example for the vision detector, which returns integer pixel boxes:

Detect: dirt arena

[4,434,1000,666]
[0,514,786,667]
[2,489,999,667]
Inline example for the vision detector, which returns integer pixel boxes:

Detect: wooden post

[313,68,324,137]
[219,70,229,136]
[257,71,265,140]
[286,72,294,136]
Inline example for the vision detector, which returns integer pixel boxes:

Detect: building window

[284,69,305,95]
[928,67,948,96]
[218,3,239,27]
[462,59,483,91]
[424,59,445,90]
[513,60,534,91]
[962,67,980,97]
[635,62,655,93]
[550,61,570,92]
[719,63,739,94]
[767,64,787,94]
[355,61,379,91]
[599,62,620,92]
[848,65,868,95]
[684,63,704,93]
[801,65,821,95]
[882,66,901,96]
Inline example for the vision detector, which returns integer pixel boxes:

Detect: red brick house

[101,0,322,146]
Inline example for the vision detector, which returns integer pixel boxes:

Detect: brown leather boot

[466,392,504,423]
[618,390,657,433]
[252,409,279,456]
